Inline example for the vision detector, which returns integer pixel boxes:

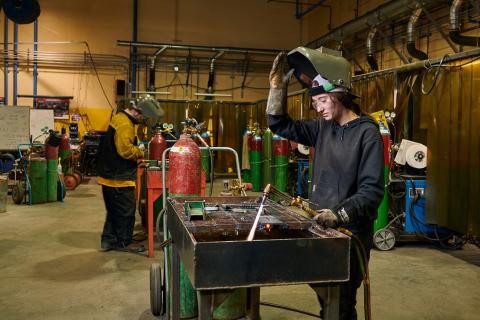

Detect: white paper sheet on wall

[30,109,55,144]
[0,105,30,151]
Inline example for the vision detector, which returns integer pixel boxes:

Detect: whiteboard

[30,109,55,144]
[0,105,30,150]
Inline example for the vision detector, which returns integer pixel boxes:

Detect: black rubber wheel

[12,182,25,204]
[150,263,164,316]
[373,228,396,251]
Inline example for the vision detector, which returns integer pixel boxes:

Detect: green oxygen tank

[46,160,58,202]
[201,149,211,183]
[374,133,391,232]
[272,135,289,192]
[242,128,252,183]
[262,128,273,188]
[29,158,47,204]
[249,133,263,192]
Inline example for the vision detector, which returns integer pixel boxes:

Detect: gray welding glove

[266,52,294,116]
[313,209,339,228]
[314,207,352,228]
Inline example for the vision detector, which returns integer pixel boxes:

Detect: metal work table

[165,196,351,320]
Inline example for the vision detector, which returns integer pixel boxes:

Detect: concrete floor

[0,178,479,320]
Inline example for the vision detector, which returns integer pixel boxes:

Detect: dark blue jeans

[101,186,136,247]
[311,226,373,320]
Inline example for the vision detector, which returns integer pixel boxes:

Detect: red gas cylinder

[381,133,391,166]
[59,134,70,152]
[169,134,201,196]
[149,130,167,161]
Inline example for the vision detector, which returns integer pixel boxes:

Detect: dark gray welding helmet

[287,46,356,97]
[133,94,165,127]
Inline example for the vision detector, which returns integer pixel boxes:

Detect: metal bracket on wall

[295,0,327,19]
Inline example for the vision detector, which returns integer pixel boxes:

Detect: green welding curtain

[420,59,480,236]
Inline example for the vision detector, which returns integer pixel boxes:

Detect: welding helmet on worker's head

[130,94,165,127]
[287,46,358,97]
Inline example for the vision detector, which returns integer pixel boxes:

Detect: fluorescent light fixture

[194,93,232,97]
[132,91,171,95]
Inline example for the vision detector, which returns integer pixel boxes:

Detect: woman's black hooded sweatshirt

[268,114,384,236]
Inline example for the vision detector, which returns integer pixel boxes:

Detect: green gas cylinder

[29,158,47,204]
[249,134,263,192]
[262,129,273,188]
[272,135,288,192]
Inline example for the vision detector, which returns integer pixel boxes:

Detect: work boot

[100,241,116,252]
[116,242,146,253]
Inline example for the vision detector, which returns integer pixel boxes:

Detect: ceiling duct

[205,51,223,100]
[306,0,443,49]
[449,0,480,47]
[366,27,379,70]
[407,6,428,60]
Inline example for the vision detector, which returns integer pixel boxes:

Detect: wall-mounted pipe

[4,15,8,105]
[407,6,428,60]
[13,23,18,106]
[33,19,38,108]
[366,27,378,71]
[449,0,480,47]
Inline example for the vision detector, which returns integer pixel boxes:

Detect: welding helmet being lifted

[130,94,165,127]
[287,46,357,97]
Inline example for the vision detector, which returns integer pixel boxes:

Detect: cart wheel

[64,175,77,190]
[373,228,396,251]
[72,172,83,184]
[150,263,165,316]
[12,182,25,204]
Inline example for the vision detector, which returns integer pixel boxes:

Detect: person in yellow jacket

[97,95,163,253]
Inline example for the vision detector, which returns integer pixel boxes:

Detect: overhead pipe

[117,40,281,55]
[13,23,18,106]
[33,19,38,108]
[449,0,480,47]
[407,6,428,60]
[4,15,8,105]
[306,0,443,49]
[366,27,378,71]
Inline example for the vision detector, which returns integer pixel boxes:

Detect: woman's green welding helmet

[287,46,358,97]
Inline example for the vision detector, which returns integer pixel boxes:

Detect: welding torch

[247,184,271,241]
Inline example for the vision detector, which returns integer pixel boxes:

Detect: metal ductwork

[366,27,378,70]
[449,0,480,47]
[407,6,429,60]
[306,0,443,49]
[205,51,223,100]
[147,46,167,92]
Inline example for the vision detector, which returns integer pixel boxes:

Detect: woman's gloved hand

[266,52,294,116]
[313,209,339,228]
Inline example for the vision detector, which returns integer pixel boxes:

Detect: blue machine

[404,179,449,234]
